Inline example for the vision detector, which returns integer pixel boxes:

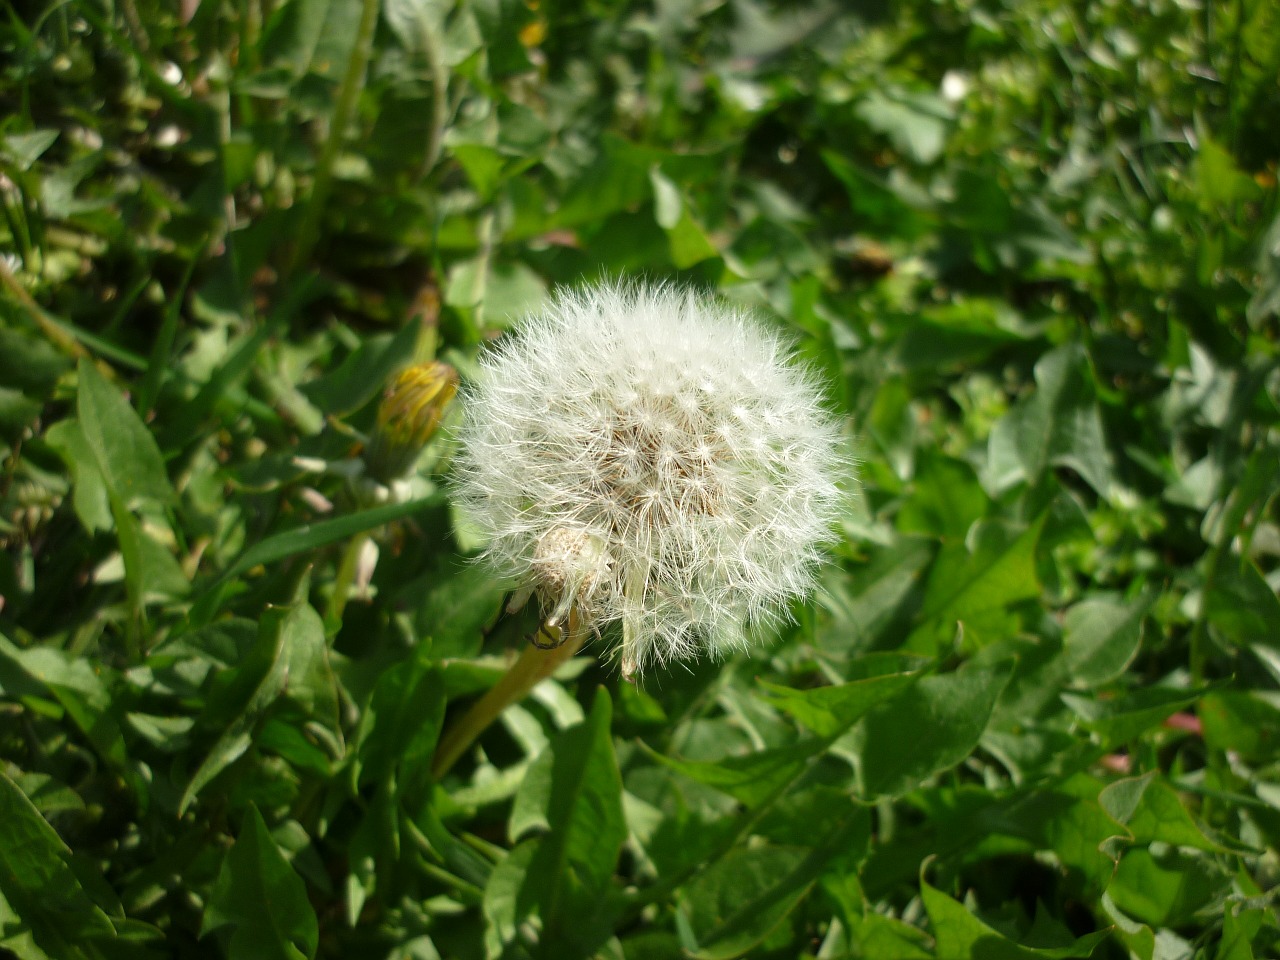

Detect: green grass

[1,0,1279,958]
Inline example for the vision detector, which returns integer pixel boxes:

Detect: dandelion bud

[453,282,847,678]
[364,361,458,483]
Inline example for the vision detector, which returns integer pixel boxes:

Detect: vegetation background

[1,0,1278,957]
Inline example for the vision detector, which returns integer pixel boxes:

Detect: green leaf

[278,602,339,721]
[1098,773,1227,853]
[649,742,814,807]
[922,875,1109,959]
[482,840,539,960]
[852,658,1014,799]
[897,453,989,539]
[678,816,863,960]
[856,89,951,164]
[75,358,175,508]
[0,770,117,957]
[202,804,318,960]
[986,344,1112,496]
[2,129,60,170]
[760,664,921,739]
[838,912,933,959]
[1106,846,1231,928]
[510,689,625,901]
[906,515,1046,653]
[1062,594,1154,686]
[678,845,810,960]
[191,493,443,624]
[503,690,624,957]
[1061,685,1211,748]
[354,642,446,801]
[179,603,318,814]
[43,419,113,533]
[1206,557,1280,648]
[298,322,420,416]
[0,635,128,772]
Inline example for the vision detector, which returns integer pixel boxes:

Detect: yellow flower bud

[364,362,458,482]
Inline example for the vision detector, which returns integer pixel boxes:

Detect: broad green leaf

[202,804,318,960]
[922,876,1109,959]
[760,665,921,739]
[1216,906,1262,960]
[1106,846,1231,928]
[408,560,508,659]
[1199,691,1280,763]
[298,322,420,416]
[512,686,627,885]
[353,642,446,802]
[1098,773,1227,853]
[678,845,810,960]
[76,358,174,508]
[678,816,863,960]
[1100,891,1156,960]
[856,89,951,165]
[1063,594,1153,686]
[897,453,989,539]
[1061,685,1211,748]
[818,540,935,650]
[906,515,1046,652]
[44,419,112,533]
[852,658,1014,799]
[0,771,118,956]
[2,129,60,170]
[482,840,538,960]
[1206,557,1280,648]
[277,601,342,749]
[100,498,190,603]
[986,344,1112,496]
[839,912,933,959]
[509,689,625,926]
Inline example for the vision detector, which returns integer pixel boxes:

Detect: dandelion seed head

[453,281,848,675]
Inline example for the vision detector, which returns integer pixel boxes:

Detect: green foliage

[1,0,1277,958]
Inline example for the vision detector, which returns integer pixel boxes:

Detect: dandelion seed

[452,281,848,678]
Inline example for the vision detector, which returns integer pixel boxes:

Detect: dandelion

[452,281,846,679]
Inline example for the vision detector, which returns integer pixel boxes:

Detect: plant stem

[432,614,588,779]
[326,530,371,634]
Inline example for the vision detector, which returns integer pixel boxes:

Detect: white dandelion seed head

[452,280,849,677]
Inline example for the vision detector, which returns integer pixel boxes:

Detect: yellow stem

[432,614,588,779]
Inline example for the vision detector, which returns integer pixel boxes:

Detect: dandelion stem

[432,613,587,779]
[326,530,370,633]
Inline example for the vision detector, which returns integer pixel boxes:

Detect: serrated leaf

[922,875,1109,959]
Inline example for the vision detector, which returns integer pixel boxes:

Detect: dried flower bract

[453,281,846,678]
